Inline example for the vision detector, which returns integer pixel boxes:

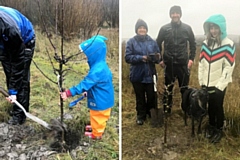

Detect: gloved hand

[142,55,151,62]
[83,92,87,97]
[201,85,207,90]
[148,53,161,63]
[147,55,153,62]
[6,95,17,103]
[60,89,72,100]
[60,91,68,100]
[159,61,165,68]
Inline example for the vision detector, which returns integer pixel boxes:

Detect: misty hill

[122,35,240,46]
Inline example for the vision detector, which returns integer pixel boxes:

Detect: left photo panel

[0,0,120,159]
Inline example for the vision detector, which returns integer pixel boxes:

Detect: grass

[0,28,119,160]
[122,42,240,160]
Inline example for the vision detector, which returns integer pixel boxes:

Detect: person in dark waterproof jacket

[125,19,161,125]
[199,14,236,143]
[156,5,196,114]
[61,35,114,139]
[0,6,35,125]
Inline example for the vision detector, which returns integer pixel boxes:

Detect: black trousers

[163,63,189,109]
[132,82,157,120]
[208,88,226,129]
[1,39,35,120]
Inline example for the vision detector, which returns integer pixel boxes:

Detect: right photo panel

[121,0,240,159]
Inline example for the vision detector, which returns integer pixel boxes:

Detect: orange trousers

[90,108,111,137]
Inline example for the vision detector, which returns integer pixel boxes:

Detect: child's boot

[85,125,92,132]
[85,131,102,140]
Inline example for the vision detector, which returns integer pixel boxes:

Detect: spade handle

[0,87,9,97]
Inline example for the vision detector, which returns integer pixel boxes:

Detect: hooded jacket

[125,34,160,83]
[0,6,35,95]
[68,35,114,111]
[198,14,236,91]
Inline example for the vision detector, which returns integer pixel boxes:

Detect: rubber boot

[85,125,92,132]
[8,105,26,125]
[85,132,102,140]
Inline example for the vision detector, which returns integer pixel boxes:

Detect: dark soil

[49,127,82,152]
[0,116,87,160]
[122,91,210,160]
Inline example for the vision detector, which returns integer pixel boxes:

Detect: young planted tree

[36,0,104,152]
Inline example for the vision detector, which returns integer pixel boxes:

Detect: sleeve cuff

[8,89,18,95]
[66,90,72,97]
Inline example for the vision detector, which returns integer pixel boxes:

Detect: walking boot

[8,116,26,125]
[136,115,146,125]
[9,105,26,125]
[205,125,216,139]
[136,119,144,125]
[210,129,223,143]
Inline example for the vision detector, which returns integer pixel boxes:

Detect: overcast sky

[121,0,240,39]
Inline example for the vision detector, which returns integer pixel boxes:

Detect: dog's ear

[201,88,209,99]
[197,99,202,108]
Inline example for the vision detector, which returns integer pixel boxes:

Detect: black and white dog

[182,88,209,136]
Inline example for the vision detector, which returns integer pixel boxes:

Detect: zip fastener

[207,41,215,86]
[146,44,150,76]
[138,40,151,79]
[176,27,178,47]
[145,41,151,77]
[140,40,150,76]
[174,26,177,53]
[225,73,227,79]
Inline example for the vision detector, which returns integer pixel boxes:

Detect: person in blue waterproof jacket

[125,19,161,125]
[0,6,35,125]
[61,35,114,139]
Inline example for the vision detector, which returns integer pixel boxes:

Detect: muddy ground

[0,115,90,160]
[123,111,200,159]
[122,93,240,160]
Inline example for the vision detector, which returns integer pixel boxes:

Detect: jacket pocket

[24,48,33,62]
[175,52,188,64]
[130,65,145,82]
[163,51,173,64]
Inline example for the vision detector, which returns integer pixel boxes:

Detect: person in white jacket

[198,14,236,143]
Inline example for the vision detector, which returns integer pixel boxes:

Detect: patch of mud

[49,128,81,152]
[0,118,90,160]
[147,110,208,160]
[122,105,210,160]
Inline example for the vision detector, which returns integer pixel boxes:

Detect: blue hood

[203,14,227,40]
[70,35,114,111]
[79,35,108,67]
[0,6,34,43]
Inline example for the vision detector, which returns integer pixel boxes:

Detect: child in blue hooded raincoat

[61,35,114,139]
[199,14,236,143]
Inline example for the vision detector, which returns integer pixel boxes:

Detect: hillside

[122,44,240,160]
